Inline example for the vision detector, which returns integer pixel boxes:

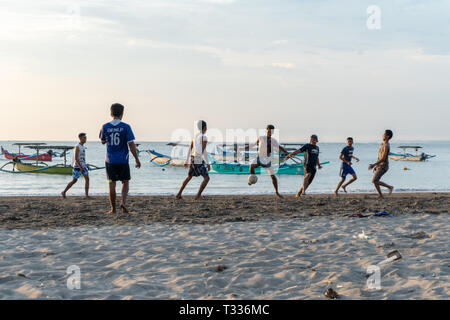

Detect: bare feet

[195,195,203,200]
[388,186,394,195]
[342,185,348,193]
[276,193,283,199]
[295,193,302,198]
[106,209,116,214]
[61,192,66,199]
[334,190,338,196]
[120,204,129,213]
[175,194,182,199]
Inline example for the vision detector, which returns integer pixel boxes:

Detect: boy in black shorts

[176,120,210,200]
[286,135,322,197]
[99,103,141,214]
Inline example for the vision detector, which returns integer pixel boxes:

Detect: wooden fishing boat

[13,162,72,175]
[389,146,436,162]
[0,145,104,175]
[211,160,330,175]
[147,149,185,167]
[1,143,52,161]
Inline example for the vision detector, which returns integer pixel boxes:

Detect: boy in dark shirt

[334,137,360,196]
[286,134,322,197]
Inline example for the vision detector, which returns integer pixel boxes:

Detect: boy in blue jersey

[100,103,141,214]
[334,137,360,196]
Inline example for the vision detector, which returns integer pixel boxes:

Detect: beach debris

[377,242,395,248]
[405,231,431,239]
[324,288,339,299]
[17,273,28,279]
[377,250,402,266]
[349,213,369,218]
[373,211,392,217]
[215,265,228,272]
[353,230,372,240]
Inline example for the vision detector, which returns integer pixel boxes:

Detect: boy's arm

[202,137,210,167]
[185,141,193,167]
[288,145,305,158]
[99,127,106,145]
[352,156,360,162]
[317,157,322,169]
[128,141,141,168]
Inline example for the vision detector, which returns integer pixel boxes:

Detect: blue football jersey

[99,120,135,164]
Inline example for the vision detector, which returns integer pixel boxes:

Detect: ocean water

[0,141,449,196]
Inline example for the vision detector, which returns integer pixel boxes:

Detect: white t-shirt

[72,143,86,168]
[190,133,208,164]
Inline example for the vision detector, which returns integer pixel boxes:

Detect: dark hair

[385,130,393,139]
[267,124,275,130]
[311,134,318,140]
[197,120,207,131]
[78,133,86,139]
[347,137,353,141]
[111,103,124,117]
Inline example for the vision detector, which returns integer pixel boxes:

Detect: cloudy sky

[1,0,449,142]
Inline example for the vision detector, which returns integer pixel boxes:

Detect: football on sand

[248,174,258,185]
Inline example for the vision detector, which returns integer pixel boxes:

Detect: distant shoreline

[0,192,448,230]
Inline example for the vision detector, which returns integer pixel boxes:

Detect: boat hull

[2,152,52,162]
[389,154,425,162]
[147,150,185,167]
[14,163,72,175]
[211,162,305,175]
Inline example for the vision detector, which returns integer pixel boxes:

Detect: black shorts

[106,163,131,182]
[188,158,209,178]
[304,166,317,183]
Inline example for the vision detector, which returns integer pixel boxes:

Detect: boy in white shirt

[176,120,210,200]
[62,133,90,199]
[242,125,289,198]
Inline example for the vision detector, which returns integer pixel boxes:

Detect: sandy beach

[0,193,448,299]
[0,192,449,229]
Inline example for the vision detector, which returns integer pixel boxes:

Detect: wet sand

[0,192,449,229]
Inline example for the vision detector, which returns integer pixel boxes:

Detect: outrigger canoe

[1,143,53,161]
[147,149,185,167]
[13,162,72,175]
[0,145,104,175]
[211,161,330,175]
[389,146,436,162]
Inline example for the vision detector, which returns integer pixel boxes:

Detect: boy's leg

[108,181,117,213]
[378,181,394,194]
[299,170,316,196]
[61,178,78,198]
[83,175,90,198]
[334,177,346,196]
[250,163,258,174]
[372,167,391,198]
[270,175,282,198]
[297,175,309,197]
[342,174,357,192]
[176,176,192,199]
[120,180,129,212]
[195,175,210,200]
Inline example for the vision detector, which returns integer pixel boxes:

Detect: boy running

[286,134,322,197]
[176,120,210,200]
[61,133,90,198]
[100,103,141,214]
[369,130,394,198]
[334,137,360,195]
[242,124,289,198]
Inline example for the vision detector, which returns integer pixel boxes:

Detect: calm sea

[0,141,449,196]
